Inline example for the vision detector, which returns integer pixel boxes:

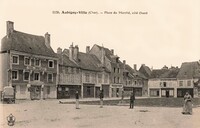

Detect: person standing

[75,91,80,109]
[99,89,104,108]
[130,92,135,109]
[182,92,192,114]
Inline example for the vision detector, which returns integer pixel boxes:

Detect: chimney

[86,46,90,53]
[7,21,14,37]
[111,49,114,55]
[45,32,51,48]
[101,47,105,66]
[123,60,126,70]
[57,47,62,54]
[73,45,79,61]
[134,64,137,70]
[69,43,74,60]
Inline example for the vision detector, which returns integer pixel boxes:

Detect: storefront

[161,88,174,97]
[149,88,160,97]
[111,84,123,97]
[83,84,95,98]
[57,85,81,99]
[177,88,193,97]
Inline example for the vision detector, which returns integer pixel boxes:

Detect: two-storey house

[177,61,200,97]
[0,21,58,100]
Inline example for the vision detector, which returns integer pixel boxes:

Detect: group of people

[75,90,136,109]
[75,90,104,109]
[75,90,193,115]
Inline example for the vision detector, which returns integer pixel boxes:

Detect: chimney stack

[73,45,79,61]
[86,46,90,53]
[57,47,62,54]
[123,60,126,70]
[134,64,137,70]
[45,32,51,48]
[111,49,114,55]
[69,43,74,60]
[7,21,14,37]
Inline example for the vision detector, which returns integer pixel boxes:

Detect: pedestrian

[99,89,104,108]
[182,92,192,115]
[75,91,80,109]
[130,92,135,109]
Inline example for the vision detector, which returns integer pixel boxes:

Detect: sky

[0,0,200,69]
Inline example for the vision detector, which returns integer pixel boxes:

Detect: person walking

[99,89,104,108]
[182,92,192,115]
[75,91,80,109]
[130,92,135,109]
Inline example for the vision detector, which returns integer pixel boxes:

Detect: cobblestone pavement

[0,100,200,128]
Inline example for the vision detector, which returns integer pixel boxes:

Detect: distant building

[0,21,58,100]
[123,63,148,97]
[176,61,200,97]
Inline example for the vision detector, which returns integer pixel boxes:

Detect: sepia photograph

[0,0,200,128]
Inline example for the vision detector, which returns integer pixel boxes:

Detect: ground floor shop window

[150,89,159,97]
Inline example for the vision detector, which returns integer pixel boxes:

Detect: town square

[1,0,200,128]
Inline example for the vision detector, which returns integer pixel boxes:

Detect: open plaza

[1,98,200,128]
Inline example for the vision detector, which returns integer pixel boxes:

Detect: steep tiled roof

[177,61,200,79]
[139,65,152,78]
[160,68,179,78]
[150,69,169,79]
[77,52,102,71]
[1,31,57,58]
[58,54,78,67]
[125,64,147,79]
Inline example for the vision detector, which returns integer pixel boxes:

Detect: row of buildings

[1,21,200,100]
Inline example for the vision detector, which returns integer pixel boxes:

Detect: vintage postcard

[0,0,200,128]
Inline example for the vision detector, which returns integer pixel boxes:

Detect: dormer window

[116,58,119,63]
[48,60,54,68]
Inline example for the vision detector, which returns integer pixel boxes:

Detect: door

[30,86,41,100]
[166,90,169,97]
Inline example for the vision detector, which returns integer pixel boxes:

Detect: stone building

[57,44,110,99]
[0,21,58,100]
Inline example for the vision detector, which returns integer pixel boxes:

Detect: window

[150,89,159,97]
[48,60,54,68]
[34,73,40,81]
[98,74,102,83]
[48,74,53,82]
[87,86,91,95]
[114,68,116,73]
[20,85,26,94]
[35,59,41,66]
[118,77,120,83]
[179,81,183,86]
[85,73,90,82]
[12,55,19,64]
[24,72,29,81]
[135,81,137,85]
[187,80,191,86]
[118,68,120,73]
[12,71,18,80]
[163,82,167,87]
[114,77,116,83]
[24,57,30,65]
